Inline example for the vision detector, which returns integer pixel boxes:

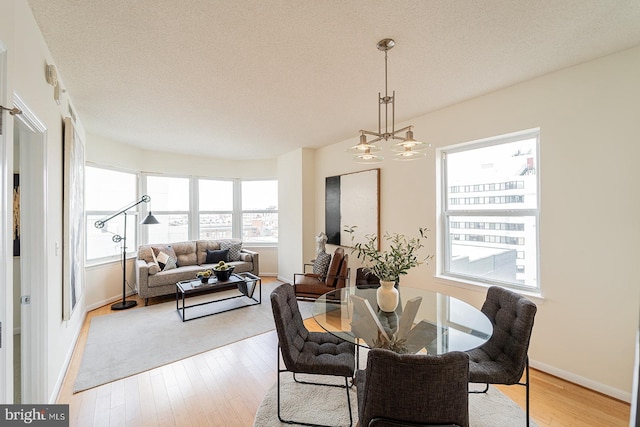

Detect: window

[241,180,278,243]
[440,130,539,290]
[88,171,278,263]
[145,175,190,243]
[85,166,137,261]
[199,179,233,239]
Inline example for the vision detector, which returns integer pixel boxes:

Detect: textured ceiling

[26,0,640,160]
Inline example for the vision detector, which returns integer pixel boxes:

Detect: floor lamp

[94,195,159,310]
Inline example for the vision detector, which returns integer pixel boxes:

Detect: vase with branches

[344,225,433,283]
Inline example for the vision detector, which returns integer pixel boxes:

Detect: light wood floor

[56,278,631,426]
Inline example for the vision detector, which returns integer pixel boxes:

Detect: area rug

[74,281,313,393]
[253,375,538,426]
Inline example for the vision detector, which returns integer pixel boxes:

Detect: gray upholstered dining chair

[270,283,355,426]
[466,286,537,427]
[355,348,470,427]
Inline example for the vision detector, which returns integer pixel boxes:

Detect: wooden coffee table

[176,272,261,322]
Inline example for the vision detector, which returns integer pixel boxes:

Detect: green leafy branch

[344,225,433,282]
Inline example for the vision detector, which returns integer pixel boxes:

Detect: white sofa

[135,239,259,305]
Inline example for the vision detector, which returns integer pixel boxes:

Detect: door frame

[13,93,48,404]
[0,39,11,405]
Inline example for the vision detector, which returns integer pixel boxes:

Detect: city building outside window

[241,180,278,244]
[440,129,539,291]
[145,175,190,243]
[199,179,233,240]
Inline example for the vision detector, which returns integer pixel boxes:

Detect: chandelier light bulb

[347,133,382,154]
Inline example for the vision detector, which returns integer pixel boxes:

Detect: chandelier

[348,39,430,163]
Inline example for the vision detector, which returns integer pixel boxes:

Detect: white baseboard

[531,359,631,403]
[50,309,86,404]
[84,290,137,312]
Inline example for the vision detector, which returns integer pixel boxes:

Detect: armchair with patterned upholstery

[294,247,350,300]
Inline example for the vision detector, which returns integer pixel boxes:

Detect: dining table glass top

[312,286,493,354]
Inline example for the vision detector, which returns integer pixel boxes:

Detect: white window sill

[433,274,545,304]
[86,254,136,269]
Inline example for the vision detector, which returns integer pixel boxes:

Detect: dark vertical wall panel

[325,175,341,245]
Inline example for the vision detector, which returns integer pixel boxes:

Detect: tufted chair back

[271,283,309,371]
[468,286,537,384]
[356,349,470,427]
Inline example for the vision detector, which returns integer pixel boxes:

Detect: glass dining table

[312,286,493,355]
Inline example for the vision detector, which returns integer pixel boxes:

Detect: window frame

[85,165,140,264]
[86,169,280,265]
[197,177,235,241]
[139,174,279,246]
[438,129,541,292]
[240,179,279,245]
[142,173,192,244]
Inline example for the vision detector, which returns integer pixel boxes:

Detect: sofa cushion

[148,252,161,275]
[151,245,179,271]
[153,247,177,271]
[239,252,253,262]
[220,240,242,261]
[170,241,198,266]
[206,249,229,264]
[196,240,221,265]
[148,265,202,288]
[201,260,251,274]
[148,262,160,275]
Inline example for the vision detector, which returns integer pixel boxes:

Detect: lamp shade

[141,212,160,225]
[391,130,430,152]
[392,149,428,161]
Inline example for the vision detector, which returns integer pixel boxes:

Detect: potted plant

[212,260,235,281]
[345,225,433,311]
[195,269,213,284]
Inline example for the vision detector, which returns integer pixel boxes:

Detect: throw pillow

[152,246,178,271]
[148,250,161,275]
[205,249,229,264]
[219,241,242,261]
[313,251,331,277]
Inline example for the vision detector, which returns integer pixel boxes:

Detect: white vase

[377,280,399,312]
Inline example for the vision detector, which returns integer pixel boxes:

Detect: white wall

[277,148,316,283]
[313,46,640,401]
[0,0,89,402]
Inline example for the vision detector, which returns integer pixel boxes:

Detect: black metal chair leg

[525,358,530,427]
[276,345,353,427]
[345,377,353,426]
